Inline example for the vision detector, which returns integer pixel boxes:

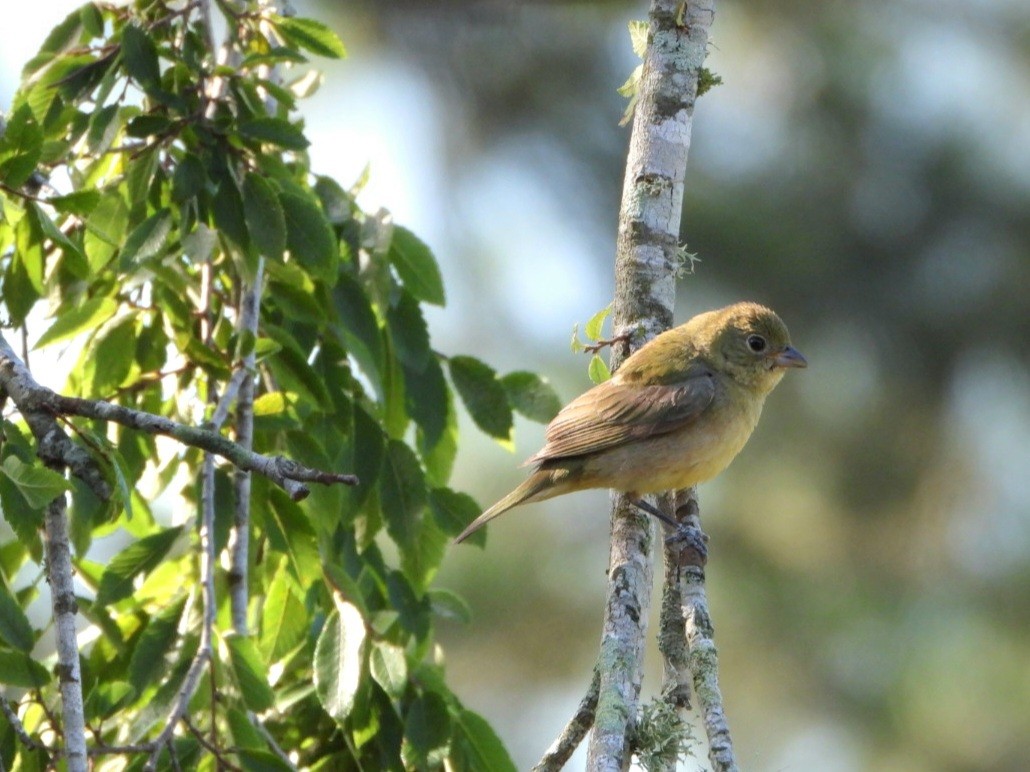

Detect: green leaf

[85,681,136,721]
[403,690,451,766]
[332,274,383,388]
[0,583,35,652]
[13,205,45,293]
[262,490,321,585]
[210,173,250,252]
[127,596,187,691]
[171,154,206,203]
[428,487,482,543]
[313,598,366,723]
[28,202,88,278]
[0,104,43,188]
[279,188,337,282]
[453,708,517,772]
[405,356,448,450]
[34,297,118,349]
[275,17,348,59]
[0,472,43,553]
[226,636,275,712]
[0,457,71,509]
[427,587,472,624]
[585,304,611,340]
[387,291,431,372]
[378,440,427,551]
[87,316,136,395]
[238,749,295,772]
[121,23,160,90]
[84,192,129,272]
[259,569,307,662]
[2,248,41,325]
[588,354,612,384]
[448,356,513,441]
[500,371,562,423]
[369,641,407,699]
[243,173,287,260]
[94,526,184,606]
[0,649,50,688]
[239,117,310,150]
[120,208,172,268]
[389,226,445,306]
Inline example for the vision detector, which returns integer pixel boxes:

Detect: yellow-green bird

[454,301,807,544]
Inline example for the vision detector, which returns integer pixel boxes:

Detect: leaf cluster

[0,2,558,768]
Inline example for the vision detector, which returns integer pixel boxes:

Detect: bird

[454,301,807,544]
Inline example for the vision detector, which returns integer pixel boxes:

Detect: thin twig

[582,333,632,355]
[533,666,600,771]
[0,697,47,753]
[183,716,243,772]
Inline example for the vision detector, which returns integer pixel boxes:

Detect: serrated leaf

[120,208,172,268]
[378,440,426,551]
[389,226,444,306]
[588,354,612,384]
[0,583,35,651]
[127,596,187,690]
[313,598,366,723]
[387,291,430,372]
[0,104,43,188]
[243,173,287,260]
[94,526,184,606]
[369,641,407,699]
[403,691,451,766]
[405,356,448,450]
[275,17,348,59]
[0,649,49,688]
[0,457,71,509]
[448,356,512,441]
[500,371,562,423]
[279,189,337,282]
[87,317,136,395]
[259,569,306,662]
[226,636,275,712]
[332,274,383,388]
[34,296,118,350]
[121,23,160,90]
[239,117,309,150]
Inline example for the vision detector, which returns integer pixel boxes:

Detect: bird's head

[699,302,807,394]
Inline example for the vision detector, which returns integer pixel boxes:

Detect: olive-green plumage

[454,302,806,544]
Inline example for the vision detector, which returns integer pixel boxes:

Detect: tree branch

[588,0,716,768]
[43,493,87,772]
[670,491,737,771]
[0,330,356,502]
[534,665,600,771]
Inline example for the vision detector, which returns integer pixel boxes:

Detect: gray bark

[587,1,717,769]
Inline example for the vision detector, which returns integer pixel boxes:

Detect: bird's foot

[665,522,708,562]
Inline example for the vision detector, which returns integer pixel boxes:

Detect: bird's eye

[746,334,767,353]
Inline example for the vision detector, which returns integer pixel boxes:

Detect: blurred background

[4,0,1029,769]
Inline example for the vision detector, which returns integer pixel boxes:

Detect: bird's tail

[453,470,555,544]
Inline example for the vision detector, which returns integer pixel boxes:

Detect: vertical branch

[43,493,87,772]
[229,259,263,634]
[587,0,716,769]
[672,492,737,771]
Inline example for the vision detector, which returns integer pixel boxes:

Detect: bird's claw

[665,522,708,561]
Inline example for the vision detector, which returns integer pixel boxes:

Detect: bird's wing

[528,368,717,463]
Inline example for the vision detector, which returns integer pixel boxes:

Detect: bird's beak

[772,345,807,369]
